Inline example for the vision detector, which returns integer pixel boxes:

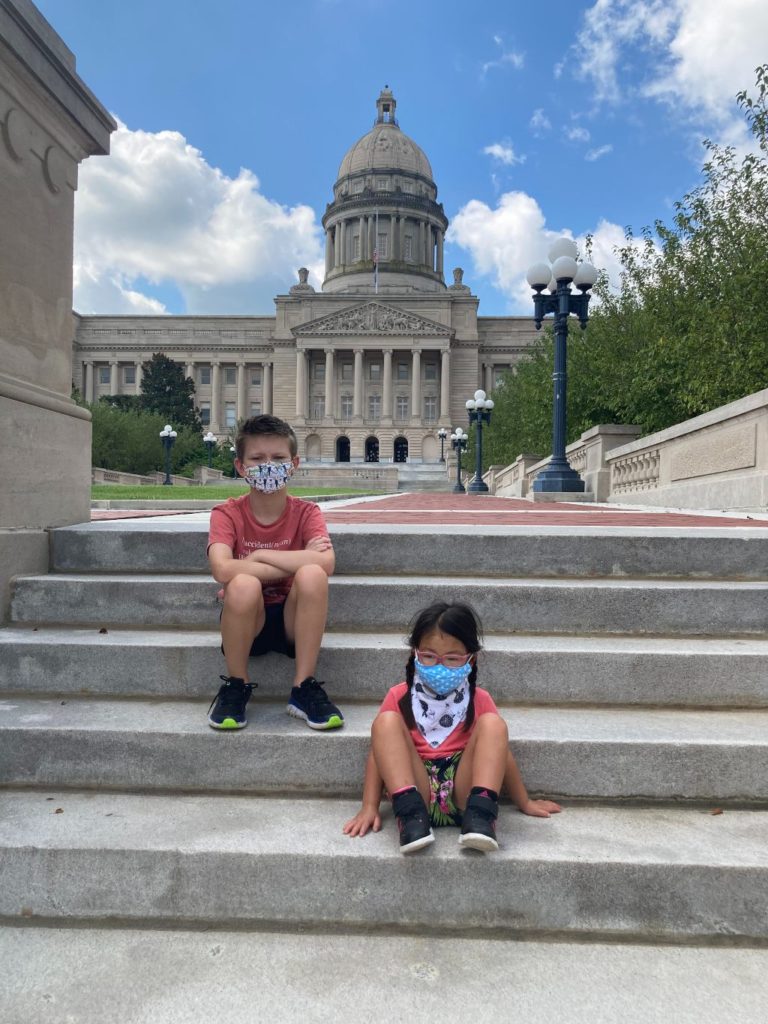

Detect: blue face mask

[414,657,472,698]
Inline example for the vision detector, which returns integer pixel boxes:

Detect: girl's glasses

[415,650,472,669]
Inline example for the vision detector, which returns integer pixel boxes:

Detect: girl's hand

[519,798,562,818]
[343,807,382,837]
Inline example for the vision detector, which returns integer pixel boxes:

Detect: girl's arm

[343,750,384,836]
[504,750,562,818]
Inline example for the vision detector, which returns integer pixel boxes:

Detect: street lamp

[526,237,597,494]
[203,431,216,468]
[159,424,177,485]
[451,427,468,493]
[465,389,494,494]
[230,445,238,479]
[437,427,448,463]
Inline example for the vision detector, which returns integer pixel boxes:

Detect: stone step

[3,926,767,1024]
[49,520,768,579]
[10,573,768,636]
[3,627,768,707]
[2,790,766,939]
[2,698,767,802]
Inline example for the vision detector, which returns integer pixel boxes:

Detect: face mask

[243,461,294,493]
[414,657,472,698]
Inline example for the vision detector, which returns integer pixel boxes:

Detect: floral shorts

[424,752,464,827]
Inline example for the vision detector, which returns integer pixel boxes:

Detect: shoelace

[300,678,335,714]
[208,677,253,715]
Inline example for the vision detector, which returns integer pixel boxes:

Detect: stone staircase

[2,516,768,1020]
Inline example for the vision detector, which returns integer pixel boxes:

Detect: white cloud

[73,119,325,314]
[585,144,613,161]
[481,36,525,76]
[566,126,591,143]
[576,0,768,137]
[530,109,552,135]
[447,191,640,312]
[482,142,525,166]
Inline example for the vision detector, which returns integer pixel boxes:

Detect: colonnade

[326,212,444,276]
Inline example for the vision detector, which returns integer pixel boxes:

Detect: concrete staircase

[2,516,768,1020]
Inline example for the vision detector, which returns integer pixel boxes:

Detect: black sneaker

[392,788,435,854]
[286,677,344,730]
[459,791,499,852]
[207,676,254,730]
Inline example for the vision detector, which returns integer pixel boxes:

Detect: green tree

[90,401,206,476]
[140,353,202,431]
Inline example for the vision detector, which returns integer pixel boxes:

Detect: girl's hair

[398,601,483,732]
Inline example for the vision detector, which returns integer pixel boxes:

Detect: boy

[206,414,343,731]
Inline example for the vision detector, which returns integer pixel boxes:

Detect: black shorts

[221,600,296,659]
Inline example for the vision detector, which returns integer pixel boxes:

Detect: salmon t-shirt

[208,494,330,604]
[378,682,499,759]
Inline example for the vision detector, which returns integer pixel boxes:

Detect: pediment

[292,301,452,338]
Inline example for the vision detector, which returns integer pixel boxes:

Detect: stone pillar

[339,221,345,266]
[263,362,272,414]
[353,348,363,418]
[295,350,307,418]
[485,363,494,394]
[185,362,194,381]
[84,361,94,403]
[109,359,119,395]
[419,222,425,268]
[391,213,398,261]
[411,349,421,421]
[436,231,444,277]
[325,229,333,274]
[425,224,432,269]
[211,362,221,430]
[135,360,143,395]
[368,217,375,261]
[358,215,366,260]
[440,348,450,420]
[237,361,247,421]
[324,348,335,419]
[382,348,393,422]
[0,6,114,620]
[334,223,340,267]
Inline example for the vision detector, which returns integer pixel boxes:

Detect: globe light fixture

[437,426,448,463]
[450,427,468,493]
[203,430,216,468]
[465,389,494,494]
[159,424,177,486]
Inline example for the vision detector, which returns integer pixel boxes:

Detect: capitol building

[73,88,539,464]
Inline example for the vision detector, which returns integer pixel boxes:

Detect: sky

[35,0,767,317]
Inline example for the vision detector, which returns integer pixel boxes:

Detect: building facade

[73,88,539,463]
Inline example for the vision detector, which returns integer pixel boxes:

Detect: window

[377,177,388,190]
[200,403,211,426]
[424,396,437,422]
[224,367,237,386]
[199,366,211,386]
[341,394,353,420]
[341,362,353,382]
[98,366,110,385]
[404,235,413,260]
[424,362,437,381]
[377,233,388,259]
[225,403,236,428]
[250,402,261,417]
[368,394,381,421]
[353,179,364,193]
[312,396,325,420]
[250,369,262,386]
[353,235,361,260]
[123,366,136,385]
[396,361,409,381]
[369,362,381,382]
[396,395,409,419]
[313,361,325,381]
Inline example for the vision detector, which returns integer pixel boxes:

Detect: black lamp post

[451,427,468,493]
[159,424,177,485]
[526,238,597,494]
[230,445,238,479]
[203,431,216,468]
[438,427,448,463]
[466,389,494,494]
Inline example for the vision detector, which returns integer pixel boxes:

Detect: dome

[336,88,434,181]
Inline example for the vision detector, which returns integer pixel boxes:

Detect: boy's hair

[398,601,483,732]
[235,415,298,461]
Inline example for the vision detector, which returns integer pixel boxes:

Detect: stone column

[237,361,247,421]
[263,362,272,414]
[185,362,194,380]
[295,350,307,418]
[382,348,393,422]
[339,221,345,266]
[109,360,119,395]
[211,362,221,430]
[411,349,421,421]
[419,222,425,268]
[358,215,366,260]
[425,224,432,269]
[84,361,94,403]
[324,348,335,419]
[353,348,363,418]
[334,223,340,267]
[391,213,398,260]
[436,231,444,277]
[440,348,450,420]
[485,363,494,394]
[135,360,143,395]
[368,216,375,260]
[325,229,333,274]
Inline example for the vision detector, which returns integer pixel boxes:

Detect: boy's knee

[224,574,264,613]
[294,563,328,593]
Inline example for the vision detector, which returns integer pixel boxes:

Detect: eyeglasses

[415,650,472,669]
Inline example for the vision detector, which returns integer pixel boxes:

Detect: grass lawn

[91,484,378,500]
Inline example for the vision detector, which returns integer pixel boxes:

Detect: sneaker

[207,675,254,730]
[392,788,435,854]
[459,791,499,852]
[287,677,344,730]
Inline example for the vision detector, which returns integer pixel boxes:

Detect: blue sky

[36,0,766,316]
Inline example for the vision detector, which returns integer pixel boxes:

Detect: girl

[343,601,561,853]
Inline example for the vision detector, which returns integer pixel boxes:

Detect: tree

[139,353,201,431]
[90,401,206,475]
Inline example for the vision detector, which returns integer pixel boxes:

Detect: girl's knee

[476,712,509,742]
[371,710,407,739]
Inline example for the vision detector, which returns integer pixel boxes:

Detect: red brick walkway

[90,509,197,521]
[321,492,768,528]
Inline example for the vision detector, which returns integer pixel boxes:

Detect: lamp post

[229,445,239,479]
[451,427,468,493]
[159,424,177,486]
[465,389,494,494]
[437,427,448,463]
[203,431,216,468]
[526,238,597,494]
